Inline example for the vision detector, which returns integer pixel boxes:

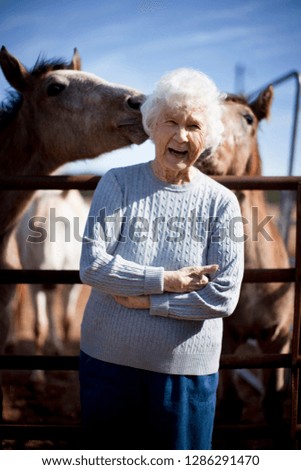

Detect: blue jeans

[79,351,218,450]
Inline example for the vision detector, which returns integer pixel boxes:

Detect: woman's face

[152,104,206,176]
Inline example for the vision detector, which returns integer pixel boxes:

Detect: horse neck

[239,190,289,269]
[246,143,262,176]
[0,117,60,262]
[0,114,57,176]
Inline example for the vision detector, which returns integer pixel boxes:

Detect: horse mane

[0,56,71,131]
[0,91,23,130]
[30,55,71,77]
[224,93,248,105]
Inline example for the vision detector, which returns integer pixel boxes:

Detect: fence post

[291,182,301,448]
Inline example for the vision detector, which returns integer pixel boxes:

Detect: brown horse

[0,47,147,417]
[195,87,294,427]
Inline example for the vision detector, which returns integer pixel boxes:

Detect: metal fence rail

[0,174,301,190]
[0,174,300,448]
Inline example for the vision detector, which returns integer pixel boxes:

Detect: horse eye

[47,83,66,97]
[244,114,254,125]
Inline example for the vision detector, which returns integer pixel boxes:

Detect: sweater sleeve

[150,195,244,320]
[79,170,164,296]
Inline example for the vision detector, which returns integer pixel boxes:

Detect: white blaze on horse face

[219,101,257,174]
[195,99,258,176]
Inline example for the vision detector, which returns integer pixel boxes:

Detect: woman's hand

[164,264,219,293]
[114,295,150,309]
[113,264,218,309]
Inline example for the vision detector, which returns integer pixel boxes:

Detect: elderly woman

[79,68,244,450]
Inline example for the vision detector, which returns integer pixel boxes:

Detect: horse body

[15,189,88,363]
[195,87,294,424]
[0,47,147,416]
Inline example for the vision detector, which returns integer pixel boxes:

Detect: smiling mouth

[168,147,188,158]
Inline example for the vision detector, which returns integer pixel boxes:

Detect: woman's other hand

[114,295,150,309]
[164,264,219,293]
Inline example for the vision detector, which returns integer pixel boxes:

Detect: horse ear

[69,48,81,71]
[250,85,274,122]
[0,46,29,92]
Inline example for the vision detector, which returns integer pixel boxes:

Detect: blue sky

[1,0,300,175]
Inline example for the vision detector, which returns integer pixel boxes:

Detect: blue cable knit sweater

[80,161,244,375]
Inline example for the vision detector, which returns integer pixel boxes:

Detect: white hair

[141,68,225,154]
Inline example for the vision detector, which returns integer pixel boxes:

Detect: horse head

[195,86,274,177]
[0,47,148,170]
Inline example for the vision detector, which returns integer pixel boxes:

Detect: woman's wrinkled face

[152,105,206,175]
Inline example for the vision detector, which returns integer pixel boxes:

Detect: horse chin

[130,129,149,145]
[118,124,148,145]
[195,156,226,176]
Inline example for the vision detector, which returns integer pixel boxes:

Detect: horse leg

[30,286,48,356]
[61,284,82,342]
[258,324,292,425]
[29,285,49,382]
[0,302,10,422]
[0,283,16,421]
[217,320,244,423]
[6,284,25,350]
[30,284,62,354]
[44,285,63,354]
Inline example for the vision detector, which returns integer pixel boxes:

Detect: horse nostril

[127,95,145,111]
